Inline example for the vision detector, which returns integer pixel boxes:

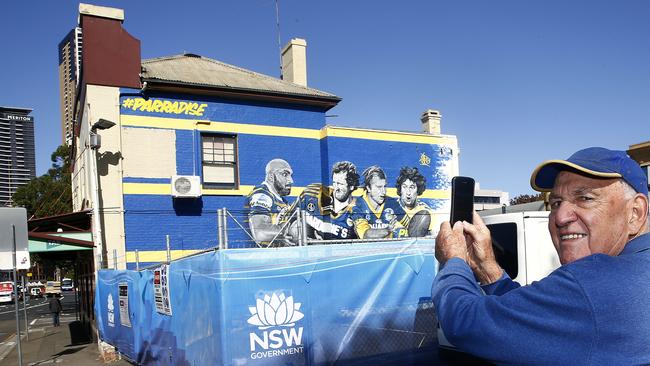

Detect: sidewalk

[0,318,132,366]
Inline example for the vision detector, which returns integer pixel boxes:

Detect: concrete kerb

[0,333,18,361]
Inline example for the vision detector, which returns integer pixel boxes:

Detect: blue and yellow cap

[530,147,648,196]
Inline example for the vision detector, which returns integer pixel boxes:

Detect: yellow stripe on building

[351,188,450,199]
[126,249,205,263]
[121,115,321,139]
[123,183,305,197]
[321,126,457,145]
[123,182,450,199]
[120,115,458,146]
[123,183,171,195]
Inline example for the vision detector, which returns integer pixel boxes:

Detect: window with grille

[201,134,238,188]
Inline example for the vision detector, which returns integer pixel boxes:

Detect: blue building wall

[119,91,456,268]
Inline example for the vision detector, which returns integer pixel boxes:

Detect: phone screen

[450,176,475,224]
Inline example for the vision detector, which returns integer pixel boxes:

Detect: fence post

[135,249,140,271]
[222,207,229,249]
[296,208,303,246]
[300,210,308,246]
[113,249,117,269]
[166,235,171,262]
[217,208,223,250]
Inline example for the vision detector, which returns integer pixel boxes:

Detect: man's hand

[435,220,469,265]
[462,212,503,285]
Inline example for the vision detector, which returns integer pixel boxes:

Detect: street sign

[27,272,32,277]
[0,207,30,270]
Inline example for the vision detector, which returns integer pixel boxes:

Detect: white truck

[438,210,561,350]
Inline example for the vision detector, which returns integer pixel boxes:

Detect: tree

[509,192,545,206]
[12,145,72,218]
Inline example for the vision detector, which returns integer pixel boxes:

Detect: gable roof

[141,54,341,108]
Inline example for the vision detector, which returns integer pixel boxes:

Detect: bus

[0,282,14,303]
[61,278,74,291]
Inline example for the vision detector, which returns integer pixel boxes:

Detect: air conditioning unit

[171,175,201,198]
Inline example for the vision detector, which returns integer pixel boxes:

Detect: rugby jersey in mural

[397,199,436,234]
[245,182,293,225]
[298,184,358,240]
[351,194,407,239]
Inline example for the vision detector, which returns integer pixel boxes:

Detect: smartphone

[450,176,475,224]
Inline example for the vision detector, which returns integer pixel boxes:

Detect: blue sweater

[432,233,650,365]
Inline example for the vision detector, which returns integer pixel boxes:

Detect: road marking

[30,319,37,325]
[0,300,50,315]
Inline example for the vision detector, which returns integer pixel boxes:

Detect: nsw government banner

[95,239,438,365]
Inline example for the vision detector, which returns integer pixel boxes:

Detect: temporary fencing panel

[95,239,439,365]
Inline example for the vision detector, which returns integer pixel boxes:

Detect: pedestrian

[433,147,650,365]
[49,294,62,327]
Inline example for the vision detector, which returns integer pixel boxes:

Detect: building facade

[474,182,509,211]
[0,107,36,206]
[58,27,83,146]
[628,141,650,190]
[69,4,459,270]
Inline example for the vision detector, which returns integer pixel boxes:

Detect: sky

[1,0,649,198]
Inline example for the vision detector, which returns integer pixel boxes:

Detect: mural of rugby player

[246,158,298,247]
[300,161,360,240]
[352,166,406,239]
[395,166,435,237]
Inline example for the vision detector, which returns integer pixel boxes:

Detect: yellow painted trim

[123,182,305,197]
[121,115,321,139]
[123,183,170,195]
[120,115,459,145]
[123,182,450,199]
[322,126,457,145]
[351,187,450,199]
[202,185,255,196]
[126,250,204,263]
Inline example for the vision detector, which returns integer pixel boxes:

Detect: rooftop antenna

[275,0,282,78]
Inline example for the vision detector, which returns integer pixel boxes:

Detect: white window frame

[201,134,239,189]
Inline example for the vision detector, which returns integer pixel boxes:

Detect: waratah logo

[247,292,304,329]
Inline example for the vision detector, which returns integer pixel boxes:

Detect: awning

[28,232,93,253]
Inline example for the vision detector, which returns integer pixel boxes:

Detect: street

[0,292,77,348]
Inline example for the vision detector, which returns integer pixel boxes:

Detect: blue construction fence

[95,239,439,365]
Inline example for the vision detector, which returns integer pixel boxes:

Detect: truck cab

[45,281,62,297]
[483,211,559,285]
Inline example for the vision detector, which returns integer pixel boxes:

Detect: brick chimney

[421,109,441,135]
[78,3,141,89]
[281,38,307,86]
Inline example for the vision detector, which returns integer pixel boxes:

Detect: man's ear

[628,193,649,236]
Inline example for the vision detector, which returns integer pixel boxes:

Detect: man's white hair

[620,179,637,200]
[621,179,650,231]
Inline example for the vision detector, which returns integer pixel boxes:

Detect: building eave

[142,78,341,110]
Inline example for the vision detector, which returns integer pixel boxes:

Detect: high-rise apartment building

[58,27,83,146]
[0,107,36,206]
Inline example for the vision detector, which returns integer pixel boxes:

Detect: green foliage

[12,145,72,218]
[509,192,545,206]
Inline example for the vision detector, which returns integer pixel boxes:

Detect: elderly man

[246,158,297,246]
[433,147,650,364]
